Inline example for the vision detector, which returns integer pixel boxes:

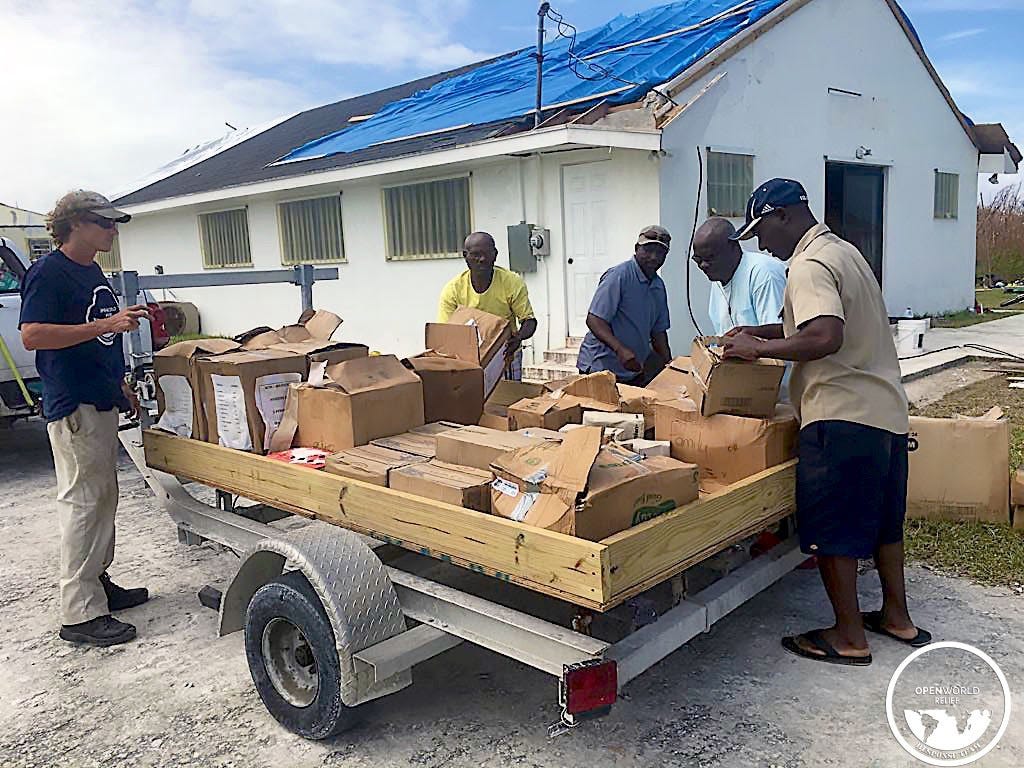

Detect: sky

[2,0,1022,213]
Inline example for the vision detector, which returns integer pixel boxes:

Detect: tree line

[978,184,1024,285]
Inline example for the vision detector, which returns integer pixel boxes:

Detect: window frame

[706,149,755,219]
[933,170,960,220]
[27,237,54,261]
[198,206,253,269]
[381,173,473,261]
[276,193,347,266]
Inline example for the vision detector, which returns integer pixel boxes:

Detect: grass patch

[168,333,231,346]
[907,374,1024,591]
[930,290,1024,328]
[904,519,1024,592]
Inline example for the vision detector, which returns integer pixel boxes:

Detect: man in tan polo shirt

[722,179,930,666]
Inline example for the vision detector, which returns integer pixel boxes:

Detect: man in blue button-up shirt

[576,225,672,384]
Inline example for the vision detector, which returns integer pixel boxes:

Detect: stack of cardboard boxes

[149,315,815,542]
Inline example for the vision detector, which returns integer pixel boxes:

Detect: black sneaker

[59,615,137,647]
[101,572,150,612]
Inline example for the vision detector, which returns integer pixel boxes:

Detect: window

[199,208,252,268]
[934,171,959,219]
[383,176,471,260]
[27,238,53,261]
[278,195,346,264]
[96,234,122,272]
[707,151,754,218]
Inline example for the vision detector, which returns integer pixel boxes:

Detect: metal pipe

[534,3,549,128]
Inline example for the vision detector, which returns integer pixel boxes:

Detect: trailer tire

[244,569,355,739]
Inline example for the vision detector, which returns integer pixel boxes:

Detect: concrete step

[543,347,580,365]
[523,361,578,384]
[566,335,585,349]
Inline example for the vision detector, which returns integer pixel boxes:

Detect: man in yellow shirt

[438,231,537,380]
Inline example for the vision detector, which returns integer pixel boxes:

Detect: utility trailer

[121,425,803,739]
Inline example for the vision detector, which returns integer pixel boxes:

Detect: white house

[113,0,1020,379]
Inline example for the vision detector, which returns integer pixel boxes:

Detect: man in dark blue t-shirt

[20,190,151,647]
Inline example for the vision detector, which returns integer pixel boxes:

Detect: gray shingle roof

[114,52,525,207]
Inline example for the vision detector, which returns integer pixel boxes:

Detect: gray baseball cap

[51,190,131,223]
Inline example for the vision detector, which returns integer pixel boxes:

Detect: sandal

[781,629,872,666]
[862,611,932,648]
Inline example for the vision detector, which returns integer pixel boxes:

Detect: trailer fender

[218,524,410,706]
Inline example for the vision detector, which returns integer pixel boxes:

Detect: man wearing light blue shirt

[693,217,789,398]
[693,217,788,335]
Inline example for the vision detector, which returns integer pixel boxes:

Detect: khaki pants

[47,404,119,625]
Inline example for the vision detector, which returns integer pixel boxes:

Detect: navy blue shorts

[795,420,908,559]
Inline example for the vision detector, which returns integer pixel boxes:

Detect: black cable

[544,6,678,104]
[685,145,705,337]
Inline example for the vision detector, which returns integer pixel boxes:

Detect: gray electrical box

[507,222,537,273]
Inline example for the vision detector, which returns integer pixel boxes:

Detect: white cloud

[1,0,490,213]
[902,0,1021,10]
[938,27,985,43]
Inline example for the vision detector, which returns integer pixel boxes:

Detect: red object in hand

[268,448,328,470]
[147,302,171,350]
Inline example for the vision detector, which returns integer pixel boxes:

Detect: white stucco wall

[658,0,979,348]
[118,147,659,361]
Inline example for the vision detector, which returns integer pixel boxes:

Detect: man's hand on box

[721,332,763,361]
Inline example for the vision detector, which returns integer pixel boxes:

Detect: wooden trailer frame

[143,430,796,612]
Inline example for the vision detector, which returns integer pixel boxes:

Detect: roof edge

[119,124,662,215]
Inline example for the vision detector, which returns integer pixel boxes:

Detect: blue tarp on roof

[281,0,789,163]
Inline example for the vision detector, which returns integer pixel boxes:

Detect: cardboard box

[555,372,620,412]
[654,399,798,486]
[239,310,367,377]
[425,307,512,397]
[197,349,308,454]
[490,428,699,541]
[325,444,426,486]
[153,337,240,441]
[370,427,452,458]
[647,356,699,402]
[410,421,463,435]
[272,355,425,453]
[390,460,492,512]
[690,338,785,418]
[907,409,1010,523]
[405,352,484,426]
[617,438,671,458]
[582,411,645,440]
[560,423,625,443]
[479,381,545,430]
[435,425,549,471]
[508,396,583,431]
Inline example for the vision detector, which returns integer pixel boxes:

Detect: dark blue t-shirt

[19,250,127,422]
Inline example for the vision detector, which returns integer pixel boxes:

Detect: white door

[563,162,614,338]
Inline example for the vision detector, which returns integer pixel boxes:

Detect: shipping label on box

[907,409,1010,523]
[198,349,308,454]
[154,337,241,440]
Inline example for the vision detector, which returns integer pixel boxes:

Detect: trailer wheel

[244,570,355,739]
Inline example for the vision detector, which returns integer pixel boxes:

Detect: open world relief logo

[886,642,1012,766]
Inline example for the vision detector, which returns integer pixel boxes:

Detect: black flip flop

[781,629,873,666]
[862,611,932,648]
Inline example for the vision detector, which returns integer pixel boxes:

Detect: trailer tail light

[562,660,617,716]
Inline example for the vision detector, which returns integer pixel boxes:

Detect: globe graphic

[904,709,993,751]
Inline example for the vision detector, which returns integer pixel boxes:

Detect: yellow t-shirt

[783,224,908,434]
[437,266,535,331]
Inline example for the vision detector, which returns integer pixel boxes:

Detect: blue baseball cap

[731,179,809,241]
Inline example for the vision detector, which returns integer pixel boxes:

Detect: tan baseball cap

[50,190,131,223]
[636,224,671,249]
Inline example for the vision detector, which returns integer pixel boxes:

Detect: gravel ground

[1,417,1022,768]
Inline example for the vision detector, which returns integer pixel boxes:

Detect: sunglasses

[641,231,671,246]
[85,214,117,230]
